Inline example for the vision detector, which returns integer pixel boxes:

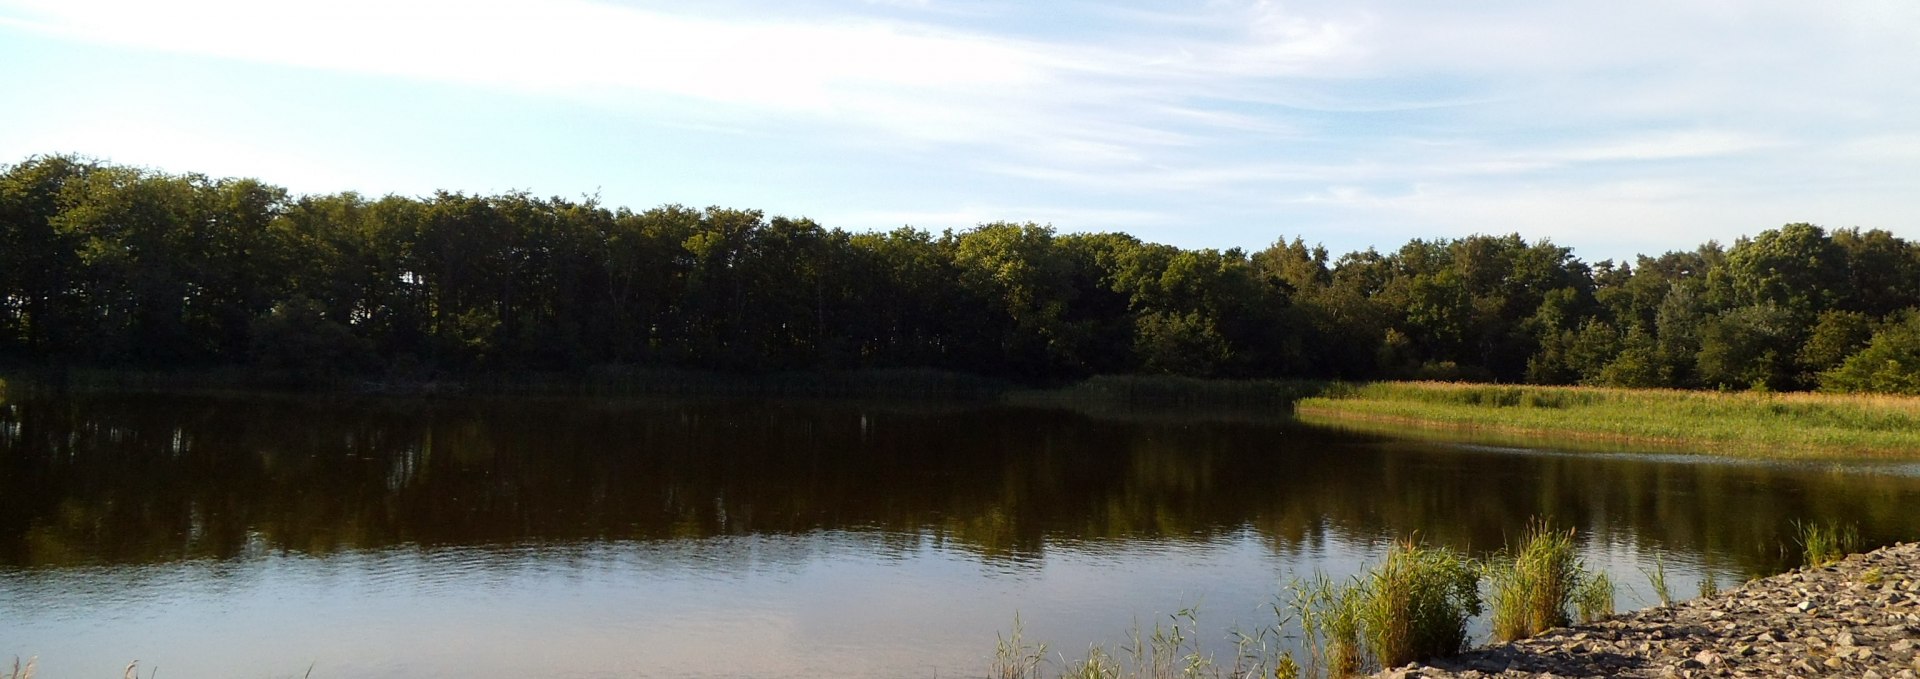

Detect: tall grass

[994,615,1048,679]
[1698,568,1721,598]
[1286,542,1482,675]
[1573,571,1614,623]
[1485,520,1584,642]
[1289,574,1365,677]
[1004,608,1243,679]
[1794,520,1861,567]
[1296,381,1920,458]
[1640,551,1672,606]
[1358,541,1482,669]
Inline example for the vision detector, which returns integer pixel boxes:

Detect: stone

[1366,543,1920,679]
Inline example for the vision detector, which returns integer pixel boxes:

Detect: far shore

[9,369,1920,459]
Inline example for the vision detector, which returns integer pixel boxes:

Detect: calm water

[4,391,1920,678]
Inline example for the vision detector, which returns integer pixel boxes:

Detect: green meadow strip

[1295,381,1920,459]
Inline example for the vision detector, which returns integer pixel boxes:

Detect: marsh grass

[1574,571,1614,623]
[1640,551,1673,606]
[995,615,1048,679]
[1698,568,1721,598]
[1296,381,1920,458]
[1358,541,1482,669]
[1290,574,1365,677]
[1012,607,1270,679]
[1485,521,1583,642]
[1794,520,1861,567]
[1124,607,1214,679]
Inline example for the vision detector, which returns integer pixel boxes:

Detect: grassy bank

[1296,382,1920,459]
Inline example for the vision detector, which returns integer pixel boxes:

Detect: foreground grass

[1295,382,1920,459]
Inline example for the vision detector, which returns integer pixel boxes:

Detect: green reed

[1573,570,1614,623]
[1640,551,1672,606]
[1358,541,1482,669]
[1794,519,1861,567]
[1485,520,1585,642]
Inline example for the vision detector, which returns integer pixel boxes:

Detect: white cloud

[2,0,1915,254]
[0,0,1047,107]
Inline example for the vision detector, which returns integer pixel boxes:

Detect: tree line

[2,155,1918,392]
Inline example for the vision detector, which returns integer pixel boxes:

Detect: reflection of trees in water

[3,392,1918,576]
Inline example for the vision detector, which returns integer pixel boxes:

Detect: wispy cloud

[1,0,1914,256]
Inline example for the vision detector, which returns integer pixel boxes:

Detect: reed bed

[1485,520,1586,642]
[1357,542,1482,668]
[1296,381,1920,458]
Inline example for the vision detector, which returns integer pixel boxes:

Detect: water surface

[3,392,1918,677]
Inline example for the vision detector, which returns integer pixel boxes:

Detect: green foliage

[8,156,1920,397]
[1717,223,1847,314]
[1592,326,1666,388]
[1696,303,1805,390]
[1820,311,1920,395]
[1796,310,1875,382]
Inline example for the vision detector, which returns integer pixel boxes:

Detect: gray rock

[1367,542,1920,679]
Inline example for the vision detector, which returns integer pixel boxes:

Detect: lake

[4,390,1919,678]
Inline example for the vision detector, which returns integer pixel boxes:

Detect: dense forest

[2,155,1918,392]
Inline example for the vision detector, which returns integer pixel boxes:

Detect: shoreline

[13,370,1920,459]
[1380,542,1920,678]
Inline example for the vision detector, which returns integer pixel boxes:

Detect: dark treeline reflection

[4,391,1919,575]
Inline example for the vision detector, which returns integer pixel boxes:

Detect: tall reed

[1640,551,1672,606]
[1794,520,1861,567]
[1573,571,1614,623]
[1485,520,1583,642]
[1290,574,1365,677]
[994,614,1048,679]
[1358,541,1481,669]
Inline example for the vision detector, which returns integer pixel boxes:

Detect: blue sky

[2,0,1916,260]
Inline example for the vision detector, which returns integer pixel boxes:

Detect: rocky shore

[1382,542,1920,679]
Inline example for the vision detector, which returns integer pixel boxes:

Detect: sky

[1,0,1916,261]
